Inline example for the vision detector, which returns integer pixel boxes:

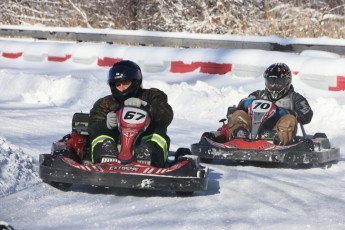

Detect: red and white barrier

[0,39,344,91]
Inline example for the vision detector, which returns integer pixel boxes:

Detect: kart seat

[72,113,89,135]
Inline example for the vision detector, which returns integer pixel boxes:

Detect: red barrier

[98,57,122,67]
[48,54,72,62]
[2,52,23,59]
[329,76,345,91]
[170,61,232,74]
[170,61,202,73]
[199,62,232,74]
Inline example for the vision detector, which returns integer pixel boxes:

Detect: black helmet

[108,60,143,103]
[263,63,292,100]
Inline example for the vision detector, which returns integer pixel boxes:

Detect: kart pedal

[82,160,93,165]
[231,127,249,139]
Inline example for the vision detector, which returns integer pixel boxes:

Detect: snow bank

[0,136,40,197]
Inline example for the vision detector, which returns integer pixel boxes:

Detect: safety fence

[0,25,344,91]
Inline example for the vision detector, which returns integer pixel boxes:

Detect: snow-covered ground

[0,37,345,230]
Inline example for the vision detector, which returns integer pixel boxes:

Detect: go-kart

[191,99,340,167]
[39,106,208,195]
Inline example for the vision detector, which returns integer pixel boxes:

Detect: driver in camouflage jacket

[88,60,173,167]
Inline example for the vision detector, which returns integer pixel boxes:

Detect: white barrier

[231,64,265,78]
[71,43,100,65]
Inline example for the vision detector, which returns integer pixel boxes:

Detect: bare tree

[0,0,345,38]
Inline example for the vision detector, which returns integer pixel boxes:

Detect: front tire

[200,158,213,163]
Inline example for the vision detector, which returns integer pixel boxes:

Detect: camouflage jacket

[88,88,173,139]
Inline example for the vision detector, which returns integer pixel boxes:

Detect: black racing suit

[236,86,313,131]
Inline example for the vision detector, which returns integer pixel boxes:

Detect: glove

[243,98,254,109]
[124,98,148,107]
[106,111,117,129]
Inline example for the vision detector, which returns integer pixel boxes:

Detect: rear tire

[175,191,194,196]
[174,148,191,163]
[313,133,327,138]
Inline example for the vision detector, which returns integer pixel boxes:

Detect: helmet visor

[265,76,291,99]
[265,76,289,91]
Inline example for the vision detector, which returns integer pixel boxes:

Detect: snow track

[1,50,345,229]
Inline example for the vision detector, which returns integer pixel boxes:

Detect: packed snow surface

[0,37,345,230]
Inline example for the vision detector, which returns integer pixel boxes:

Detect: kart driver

[87,60,173,167]
[227,63,313,145]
